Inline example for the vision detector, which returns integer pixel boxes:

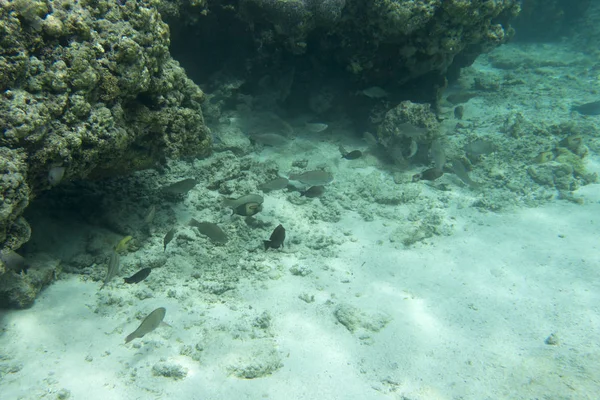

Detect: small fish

[144,205,156,225]
[359,86,388,99]
[363,132,378,147]
[258,177,289,192]
[264,224,285,250]
[124,268,152,284]
[454,105,464,119]
[48,166,66,186]
[452,159,480,188]
[115,235,132,253]
[0,250,29,273]
[233,202,263,217]
[222,194,264,209]
[163,227,176,251]
[572,100,600,116]
[430,140,446,170]
[407,139,418,158]
[188,219,228,244]
[249,133,290,146]
[100,251,121,290]
[300,185,325,198]
[343,150,362,160]
[533,151,555,164]
[464,139,496,158]
[162,178,198,195]
[446,92,478,104]
[125,307,166,343]
[305,123,328,133]
[559,135,583,152]
[288,170,333,185]
[413,168,443,182]
[339,145,362,160]
[397,123,428,139]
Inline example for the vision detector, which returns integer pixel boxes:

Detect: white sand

[2,43,600,399]
[1,176,599,400]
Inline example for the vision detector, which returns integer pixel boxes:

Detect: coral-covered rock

[0,0,211,304]
[163,0,520,106]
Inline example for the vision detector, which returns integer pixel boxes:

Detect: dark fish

[162,178,198,195]
[342,150,362,160]
[454,106,464,119]
[289,170,333,185]
[163,227,176,251]
[300,185,325,198]
[100,251,121,290]
[264,224,285,250]
[413,168,443,182]
[188,219,228,244]
[572,100,600,116]
[0,250,29,273]
[222,194,264,209]
[234,202,263,217]
[125,307,166,343]
[124,268,152,284]
[258,177,289,192]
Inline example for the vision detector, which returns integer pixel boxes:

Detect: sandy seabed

[1,42,600,400]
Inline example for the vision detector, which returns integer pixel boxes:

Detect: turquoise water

[1,1,599,399]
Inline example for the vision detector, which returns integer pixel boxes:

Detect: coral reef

[0,0,211,307]
[375,101,439,168]
[164,0,520,112]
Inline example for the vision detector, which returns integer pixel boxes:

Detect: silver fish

[452,160,480,188]
[144,205,156,225]
[163,228,176,251]
[125,307,166,343]
[48,166,66,186]
[222,194,264,209]
[430,140,446,169]
[397,123,428,139]
[258,177,289,192]
[289,170,334,185]
[0,250,29,273]
[408,139,418,159]
[188,219,228,244]
[99,251,121,290]
[360,86,388,98]
[305,123,328,133]
[363,132,379,147]
[464,139,496,158]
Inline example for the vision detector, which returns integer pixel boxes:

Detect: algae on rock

[0,0,211,307]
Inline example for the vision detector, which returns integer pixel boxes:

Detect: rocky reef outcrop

[0,0,211,307]
[159,0,520,116]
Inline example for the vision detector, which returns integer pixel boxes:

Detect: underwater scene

[1,0,599,399]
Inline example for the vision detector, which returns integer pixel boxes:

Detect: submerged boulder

[0,0,211,305]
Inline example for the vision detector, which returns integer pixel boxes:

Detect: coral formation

[164,0,520,108]
[0,0,211,306]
